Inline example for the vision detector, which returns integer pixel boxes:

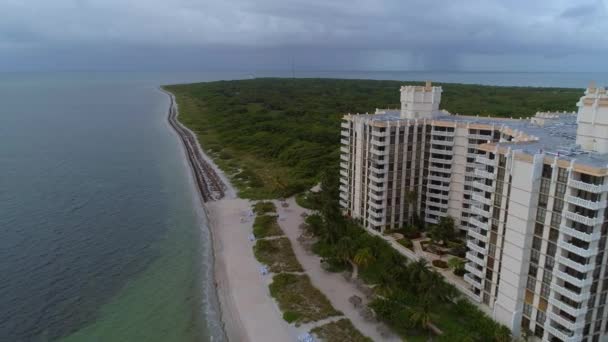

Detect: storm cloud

[1,0,607,71]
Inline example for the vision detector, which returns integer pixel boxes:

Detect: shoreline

[161,88,292,342]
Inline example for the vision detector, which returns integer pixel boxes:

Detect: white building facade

[340,82,608,342]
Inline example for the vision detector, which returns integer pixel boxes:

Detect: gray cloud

[0,0,607,71]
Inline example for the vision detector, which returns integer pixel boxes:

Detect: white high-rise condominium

[340,81,608,341]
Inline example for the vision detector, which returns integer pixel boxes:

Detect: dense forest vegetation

[165,78,581,198]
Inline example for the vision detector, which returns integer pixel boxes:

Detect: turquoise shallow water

[0,70,605,342]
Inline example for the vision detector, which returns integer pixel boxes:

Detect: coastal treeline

[302,169,511,341]
[164,78,580,198]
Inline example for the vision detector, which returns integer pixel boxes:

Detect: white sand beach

[168,88,397,341]
[206,197,294,342]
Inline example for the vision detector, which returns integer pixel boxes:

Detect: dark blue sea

[0,70,605,341]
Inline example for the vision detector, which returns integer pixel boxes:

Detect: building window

[542,271,552,285]
[523,303,532,317]
[534,326,544,339]
[536,310,546,324]
[532,237,542,250]
[536,208,546,222]
[527,276,536,291]
[557,168,569,183]
[540,283,550,298]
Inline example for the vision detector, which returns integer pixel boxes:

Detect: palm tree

[408,298,433,334]
[336,236,358,278]
[353,247,375,269]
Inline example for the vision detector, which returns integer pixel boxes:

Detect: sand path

[275,197,401,341]
[207,197,294,342]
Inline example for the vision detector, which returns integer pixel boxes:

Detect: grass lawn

[269,273,341,325]
[253,201,276,215]
[253,238,303,273]
[252,215,283,238]
[396,238,414,250]
[295,191,319,210]
[310,319,372,342]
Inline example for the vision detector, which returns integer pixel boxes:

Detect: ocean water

[0,70,605,342]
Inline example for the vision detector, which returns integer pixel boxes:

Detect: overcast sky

[1,0,607,72]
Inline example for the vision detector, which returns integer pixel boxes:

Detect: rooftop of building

[347,107,608,169]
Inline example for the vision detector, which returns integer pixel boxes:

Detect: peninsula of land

[163,78,583,341]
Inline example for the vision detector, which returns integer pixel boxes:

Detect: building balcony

[474,168,495,180]
[368,200,384,210]
[557,239,594,258]
[371,130,388,138]
[431,139,454,147]
[427,191,449,201]
[466,239,487,254]
[429,147,452,155]
[340,161,349,169]
[465,262,484,278]
[370,137,387,146]
[556,255,595,274]
[340,129,350,137]
[472,193,492,206]
[340,177,348,185]
[466,251,485,266]
[340,153,349,162]
[428,183,450,192]
[552,281,591,303]
[564,194,607,211]
[562,210,602,227]
[468,227,488,243]
[428,165,451,174]
[468,134,493,141]
[475,155,497,166]
[560,224,601,243]
[369,164,385,173]
[471,205,491,218]
[339,184,349,193]
[368,209,384,219]
[339,191,348,200]
[431,129,455,137]
[371,155,388,165]
[548,294,586,319]
[339,199,348,208]
[370,147,389,156]
[472,180,494,193]
[369,172,387,183]
[340,146,349,154]
[341,138,349,145]
[427,199,449,209]
[568,179,608,193]
[368,182,385,192]
[340,169,348,178]
[554,269,592,288]
[341,121,350,129]
[368,191,384,202]
[464,273,482,287]
[545,322,579,342]
[426,208,446,218]
[425,216,439,225]
[469,217,490,231]
[428,174,451,183]
[548,310,585,332]
[429,157,452,165]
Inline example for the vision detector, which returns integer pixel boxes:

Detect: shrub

[283,311,301,323]
[397,238,414,250]
[253,215,283,238]
[253,201,276,215]
[432,260,449,268]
